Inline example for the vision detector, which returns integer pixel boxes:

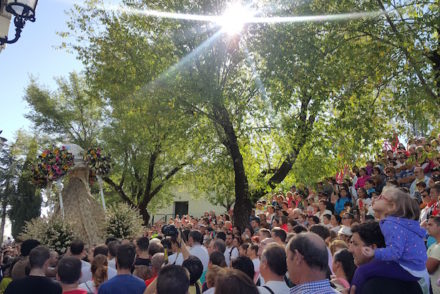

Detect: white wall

[150,186,226,222]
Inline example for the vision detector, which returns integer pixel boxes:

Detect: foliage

[24,72,103,148]
[19,215,75,254]
[31,146,74,188]
[51,0,440,227]
[105,202,145,239]
[9,134,42,238]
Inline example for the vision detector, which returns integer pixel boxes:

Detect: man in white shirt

[224,232,239,267]
[426,216,440,294]
[257,243,290,294]
[188,230,209,272]
[69,240,92,284]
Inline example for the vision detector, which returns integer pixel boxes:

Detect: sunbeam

[97,3,383,26]
[143,30,224,91]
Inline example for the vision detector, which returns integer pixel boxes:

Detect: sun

[217,3,254,35]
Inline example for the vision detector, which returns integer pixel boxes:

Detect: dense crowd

[2,136,440,293]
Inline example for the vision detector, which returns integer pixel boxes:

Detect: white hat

[338,225,352,236]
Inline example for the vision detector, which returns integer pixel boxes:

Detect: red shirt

[145,275,157,287]
[63,290,87,294]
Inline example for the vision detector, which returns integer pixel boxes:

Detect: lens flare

[217,3,255,35]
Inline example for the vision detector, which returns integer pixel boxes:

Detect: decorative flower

[83,147,112,184]
[31,145,74,188]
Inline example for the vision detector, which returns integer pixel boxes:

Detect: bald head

[287,232,328,272]
[152,253,165,272]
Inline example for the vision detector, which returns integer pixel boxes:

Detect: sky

[0,1,126,143]
[0,0,86,143]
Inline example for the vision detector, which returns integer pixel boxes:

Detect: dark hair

[334,249,356,283]
[287,233,328,272]
[148,242,164,257]
[292,225,308,234]
[57,257,82,284]
[70,240,85,256]
[105,237,118,245]
[332,214,342,225]
[213,239,226,254]
[189,230,203,244]
[216,231,226,241]
[322,214,332,221]
[288,219,298,227]
[309,225,330,241]
[271,227,287,243]
[182,256,203,285]
[29,246,50,269]
[231,256,254,281]
[157,265,189,294]
[309,216,320,224]
[249,244,259,256]
[351,222,385,248]
[215,268,259,294]
[108,240,120,258]
[20,239,41,257]
[261,243,287,276]
[430,216,440,226]
[93,245,108,257]
[136,237,149,252]
[209,251,226,267]
[116,244,136,270]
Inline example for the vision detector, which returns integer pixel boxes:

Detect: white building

[149,186,227,223]
[0,0,11,52]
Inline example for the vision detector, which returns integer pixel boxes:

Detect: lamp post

[0,0,38,45]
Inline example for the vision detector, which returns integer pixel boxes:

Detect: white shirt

[79,260,117,284]
[168,251,184,266]
[257,280,290,294]
[252,258,260,274]
[202,288,215,294]
[189,244,209,272]
[108,258,116,269]
[79,260,92,284]
[224,246,239,267]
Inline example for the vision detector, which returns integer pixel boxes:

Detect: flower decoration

[105,203,145,239]
[31,146,74,188]
[19,215,76,255]
[83,147,111,178]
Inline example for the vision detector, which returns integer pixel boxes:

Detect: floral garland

[31,146,74,188]
[83,147,111,179]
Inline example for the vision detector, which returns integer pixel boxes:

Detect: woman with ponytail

[79,254,108,294]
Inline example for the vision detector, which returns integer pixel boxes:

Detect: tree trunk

[139,206,150,226]
[0,196,7,245]
[213,102,252,230]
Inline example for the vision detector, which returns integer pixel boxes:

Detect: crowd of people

[1,136,440,293]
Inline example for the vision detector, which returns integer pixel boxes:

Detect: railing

[151,213,175,224]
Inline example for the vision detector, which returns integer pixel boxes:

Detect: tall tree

[8,133,41,238]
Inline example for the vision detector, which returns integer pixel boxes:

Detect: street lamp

[0,0,38,45]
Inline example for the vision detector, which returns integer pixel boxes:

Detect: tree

[0,143,18,244]
[8,134,42,238]
[59,0,437,228]
[62,3,200,224]
[24,72,103,148]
